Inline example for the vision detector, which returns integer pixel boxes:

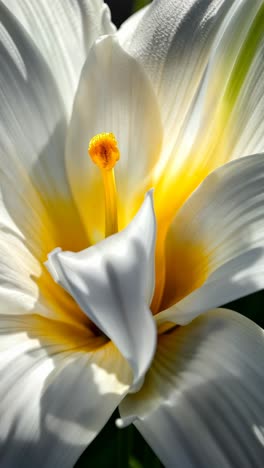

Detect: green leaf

[133,0,151,13]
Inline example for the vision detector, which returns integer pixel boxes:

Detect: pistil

[88,132,120,237]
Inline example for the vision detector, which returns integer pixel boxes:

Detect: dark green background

[75,1,264,466]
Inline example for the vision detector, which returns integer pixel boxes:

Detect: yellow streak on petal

[160,237,209,311]
[17,314,133,389]
[151,161,215,313]
[151,6,264,311]
[25,314,108,353]
[37,267,96,329]
[22,184,93,329]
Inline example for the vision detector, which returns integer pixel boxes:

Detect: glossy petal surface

[3,0,115,117]
[120,309,264,467]
[158,154,264,323]
[0,314,131,467]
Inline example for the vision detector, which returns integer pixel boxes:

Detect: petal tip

[115,415,137,429]
[45,247,62,283]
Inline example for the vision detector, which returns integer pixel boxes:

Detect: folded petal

[120,309,264,467]
[0,314,131,467]
[2,0,115,117]
[66,34,163,243]
[46,192,157,386]
[158,154,264,324]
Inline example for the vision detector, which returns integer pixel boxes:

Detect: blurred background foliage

[76,0,264,466]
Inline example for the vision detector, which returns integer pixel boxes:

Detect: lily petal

[158,154,264,324]
[120,0,235,157]
[46,192,157,386]
[0,4,91,329]
[0,3,87,258]
[2,0,115,117]
[122,1,264,234]
[0,229,40,314]
[0,314,131,467]
[120,309,264,467]
[118,5,149,48]
[66,34,163,243]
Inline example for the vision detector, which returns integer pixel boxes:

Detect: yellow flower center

[88,132,120,238]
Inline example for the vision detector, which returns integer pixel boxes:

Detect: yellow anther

[88,132,120,171]
[88,133,120,238]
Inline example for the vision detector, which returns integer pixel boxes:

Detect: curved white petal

[2,0,115,117]
[0,199,92,325]
[0,195,90,326]
[0,230,40,314]
[0,314,131,467]
[0,3,87,258]
[158,154,264,325]
[66,34,163,242]
[183,0,264,161]
[0,4,91,329]
[118,5,149,48]
[46,192,157,386]
[120,0,235,153]
[157,0,264,223]
[123,1,264,231]
[120,309,264,467]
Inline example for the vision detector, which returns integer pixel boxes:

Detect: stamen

[88,132,120,170]
[88,133,120,237]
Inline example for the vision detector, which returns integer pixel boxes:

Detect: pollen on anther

[88,132,120,171]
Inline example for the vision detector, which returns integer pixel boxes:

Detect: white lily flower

[0,0,264,467]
